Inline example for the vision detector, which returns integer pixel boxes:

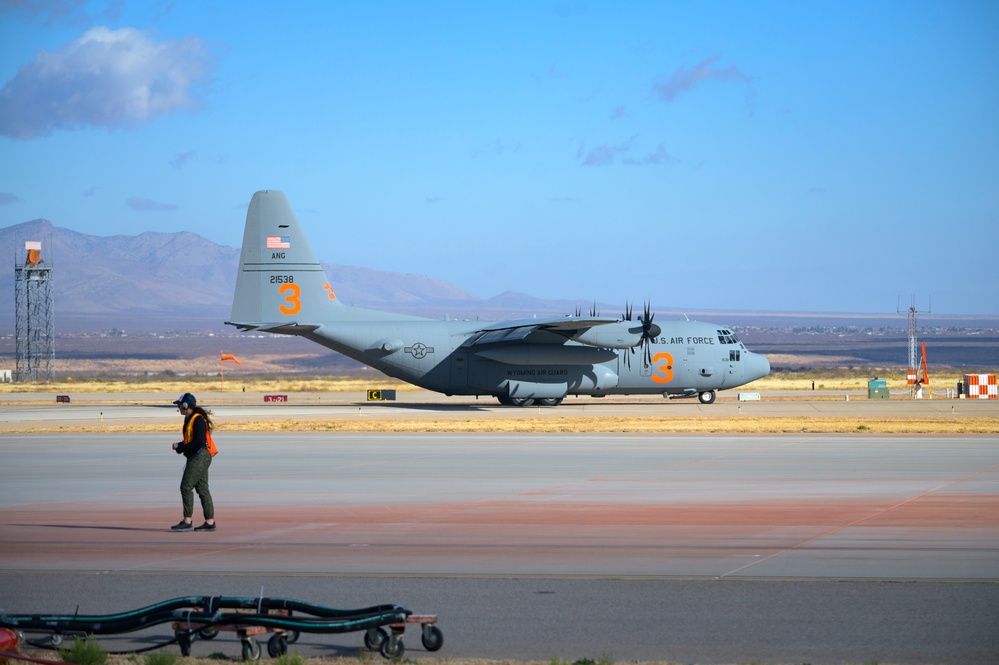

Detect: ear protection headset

[180,400,190,410]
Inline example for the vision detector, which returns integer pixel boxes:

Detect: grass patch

[58,636,108,665]
[142,652,180,665]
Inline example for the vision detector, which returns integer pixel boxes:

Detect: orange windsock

[221,353,242,365]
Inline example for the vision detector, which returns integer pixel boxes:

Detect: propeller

[573,302,600,318]
[621,300,661,367]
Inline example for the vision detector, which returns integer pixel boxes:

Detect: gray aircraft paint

[227,190,770,406]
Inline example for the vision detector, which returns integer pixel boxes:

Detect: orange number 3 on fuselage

[278,283,301,315]
[651,351,674,384]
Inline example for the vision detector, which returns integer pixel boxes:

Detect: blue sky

[1,0,997,315]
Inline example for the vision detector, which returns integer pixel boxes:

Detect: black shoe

[193,522,216,532]
[171,520,193,531]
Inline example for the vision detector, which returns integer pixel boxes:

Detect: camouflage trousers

[180,448,214,520]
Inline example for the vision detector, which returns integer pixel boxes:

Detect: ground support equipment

[361,614,443,657]
[171,611,301,661]
[0,596,439,660]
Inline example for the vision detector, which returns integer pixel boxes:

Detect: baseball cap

[173,393,197,408]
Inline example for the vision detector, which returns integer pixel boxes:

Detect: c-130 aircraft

[227,191,770,406]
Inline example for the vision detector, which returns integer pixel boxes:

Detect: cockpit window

[717,329,740,344]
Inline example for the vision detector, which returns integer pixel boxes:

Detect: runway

[2,430,998,663]
[2,387,998,432]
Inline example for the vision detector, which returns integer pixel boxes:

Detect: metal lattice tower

[14,242,55,382]
[906,303,917,375]
[898,296,930,385]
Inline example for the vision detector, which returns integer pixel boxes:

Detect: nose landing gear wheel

[698,390,716,404]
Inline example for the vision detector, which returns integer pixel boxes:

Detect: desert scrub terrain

[0,370,970,396]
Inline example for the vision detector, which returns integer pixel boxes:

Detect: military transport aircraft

[227,190,770,406]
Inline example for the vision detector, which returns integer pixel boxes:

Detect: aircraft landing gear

[496,396,563,407]
[497,395,534,407]
[698,390,716,404]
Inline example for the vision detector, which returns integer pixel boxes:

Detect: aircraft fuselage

[301,317,769,402]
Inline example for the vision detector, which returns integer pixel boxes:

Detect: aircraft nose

[745,352,771,381]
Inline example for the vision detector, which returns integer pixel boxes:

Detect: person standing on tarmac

[170,392,216,532]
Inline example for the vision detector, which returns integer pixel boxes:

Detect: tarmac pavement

[1,426,998,663]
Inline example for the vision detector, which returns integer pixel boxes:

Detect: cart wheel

[241,638,261,661]
[198,627,219,640]
[421,625,443,652]
[363,627,387,650]
[285,631,300,644]
[379,636,404,659]
[267,634,288,658]
[50,635,63,647]
[176,632,192,657]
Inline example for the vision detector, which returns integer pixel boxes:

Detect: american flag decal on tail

[266,235,290,249]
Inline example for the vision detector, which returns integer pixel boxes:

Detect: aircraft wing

[467,315,642,350]
[476,316,619,333]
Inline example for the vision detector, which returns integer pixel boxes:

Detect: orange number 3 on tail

[278,283,301,315]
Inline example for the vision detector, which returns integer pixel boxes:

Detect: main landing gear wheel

[698,390,716,404]
[421,624,444,651]
[497,395,536,407]
[535,398,563,407]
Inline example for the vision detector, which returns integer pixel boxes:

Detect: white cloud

[0,0,127,26]
[169,150,197,168]
[578,136,669,167]
[0,0,90,26]
[0,26,215,139]
[623,144,669,166]
[654,56,749,103]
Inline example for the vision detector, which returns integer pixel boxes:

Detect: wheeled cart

[362,614,443,658]
[172,611,302,660]
[1,596,442,660]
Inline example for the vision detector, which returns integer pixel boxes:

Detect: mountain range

[3,219,996,334]
[0,219,602,333]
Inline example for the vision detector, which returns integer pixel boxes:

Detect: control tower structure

[14,241,54,382]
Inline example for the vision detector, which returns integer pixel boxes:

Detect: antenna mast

[898,295,930,385]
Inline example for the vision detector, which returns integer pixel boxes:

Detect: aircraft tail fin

[228,190,341,330]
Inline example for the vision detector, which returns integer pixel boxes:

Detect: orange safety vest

[184,413,218,457]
